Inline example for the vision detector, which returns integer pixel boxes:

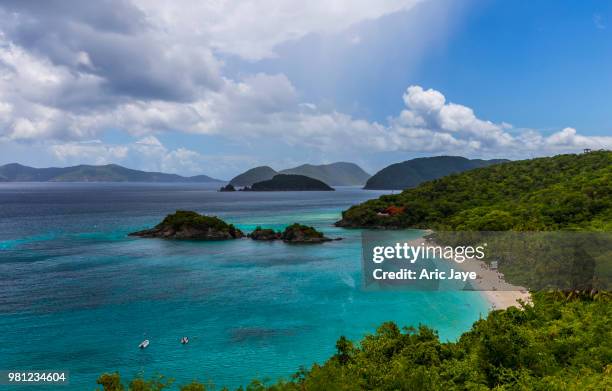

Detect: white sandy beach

[451,256,531,310]
[419,233,531,310]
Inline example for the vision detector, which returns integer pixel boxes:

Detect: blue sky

[232,0,612,134]
[420,0,612,136]
[0,0,610,179]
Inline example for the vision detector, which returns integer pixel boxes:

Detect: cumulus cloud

[232,85,610,158]
[388,87,611,156]
[0,0,222,102]
[0,0,382,142]
[131,0,422,60]
[0,0,416,112]
[50,141,129,165]
[389,85,516,152]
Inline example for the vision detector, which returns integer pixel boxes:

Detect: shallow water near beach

[0,183,489,389]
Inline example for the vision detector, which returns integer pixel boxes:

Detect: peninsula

[337,152,611,230]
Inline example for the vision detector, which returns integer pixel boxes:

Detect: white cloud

[7,78,612,173]
[0,41,107,141]
[135,135,164,147]
[50,141,129,165]
[271,85,612,158]
[545,127,611,150]
[0,0,447,150]
[133,0,423,60]
[403,85,445,113]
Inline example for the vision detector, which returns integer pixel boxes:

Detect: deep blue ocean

[0,183,489,390]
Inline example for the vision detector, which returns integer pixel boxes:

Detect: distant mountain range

[229,162,371,187]
[0,157,508,187]
[364,156,509,190]
[0,163,222,183]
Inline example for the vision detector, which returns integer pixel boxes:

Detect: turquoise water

[0,184,489,389]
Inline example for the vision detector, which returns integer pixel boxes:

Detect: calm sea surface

[0,183,489,389]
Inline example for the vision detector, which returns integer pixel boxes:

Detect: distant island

[364,156,508,190]
[229,162,370,187]
[129,211,243,240]
[0,163,222,183]
[242,174,334,191]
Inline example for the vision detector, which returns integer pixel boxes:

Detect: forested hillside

[337,152,612,231]
[364,156,507,190]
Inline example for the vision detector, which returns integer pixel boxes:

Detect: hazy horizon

[0,154,518,180]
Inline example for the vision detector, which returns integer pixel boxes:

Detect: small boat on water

[180,336,189,344]
[139,339,150,349]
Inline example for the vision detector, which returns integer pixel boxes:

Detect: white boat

[139,339,150,349]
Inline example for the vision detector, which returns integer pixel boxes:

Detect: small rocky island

[242,174,334,191]
[248,226,281,240]
[249,223,338,243]
[218,184,236,192]
[282,223,335,243]
[129,210,244,240]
